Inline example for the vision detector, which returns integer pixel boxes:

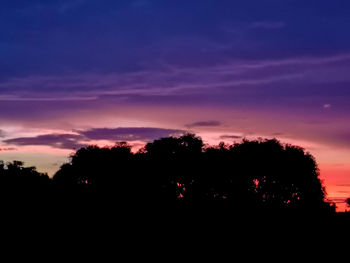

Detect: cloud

[0,52,350,145]
[0,147,16,151]
[3,134,85,150]
[219,135,242,140]
[3,127,186,149]
[79,127,185,142]
[0,94,97,102]
[1,53,350,105]
[271,132,285,136]
[2,53,350,95]
[185,121,222,129]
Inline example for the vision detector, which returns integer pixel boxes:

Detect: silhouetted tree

[143,133,204,200]
[52,134,334,213]
[0,160,51,200]
[53,143,137,199]
[224,139,329,211]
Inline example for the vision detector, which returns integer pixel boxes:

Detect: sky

[0,0,350,210]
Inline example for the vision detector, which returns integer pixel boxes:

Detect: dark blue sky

[2,0,350,77]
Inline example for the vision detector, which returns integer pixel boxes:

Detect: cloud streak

[78,127,185,142]
[219,135,242,140]
[1,53,350,104]
[185,121,222,129]
[3,134,85,150]
[3,127,186,149]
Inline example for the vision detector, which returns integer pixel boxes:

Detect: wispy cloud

[185,121,222,129]
[0,53,350,151]
[0,147,16,151]
[1,53,350,103]
[219,135,242,140]
[0,95,97,102]
[3,134,85,150]
[78,127,185,142]
[3,127,186,149]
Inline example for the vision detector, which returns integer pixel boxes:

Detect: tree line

[0,133,337,213]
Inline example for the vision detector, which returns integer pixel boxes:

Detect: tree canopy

[0,160,51,200]
[51,134,333,212]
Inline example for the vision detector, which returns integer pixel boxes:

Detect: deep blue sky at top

[2,0,350,78]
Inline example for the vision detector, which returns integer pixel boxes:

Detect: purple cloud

[219,135,242,140]
[0,53,350,151]
[185,121,222,128]
[271,133,285,137]
[1,53,350,105]
[3,134,86,150]
[3,127,186,149]
[79,127,185,142]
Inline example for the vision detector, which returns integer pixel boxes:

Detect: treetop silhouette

[50,133,334,212]
[0,133,336,212]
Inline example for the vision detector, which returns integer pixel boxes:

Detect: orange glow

[319,164,350,211]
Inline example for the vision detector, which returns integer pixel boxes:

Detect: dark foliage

[50,133,334,213]
[0,133,335,213]
[0,160,51,201]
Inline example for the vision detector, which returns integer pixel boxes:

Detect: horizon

[0,0,349,211]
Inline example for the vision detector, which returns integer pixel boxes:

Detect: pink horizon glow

[1,113,349,211]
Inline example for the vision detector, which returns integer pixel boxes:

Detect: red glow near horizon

[319,164,350,211]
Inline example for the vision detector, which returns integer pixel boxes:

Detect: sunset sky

[1,0,350,210]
